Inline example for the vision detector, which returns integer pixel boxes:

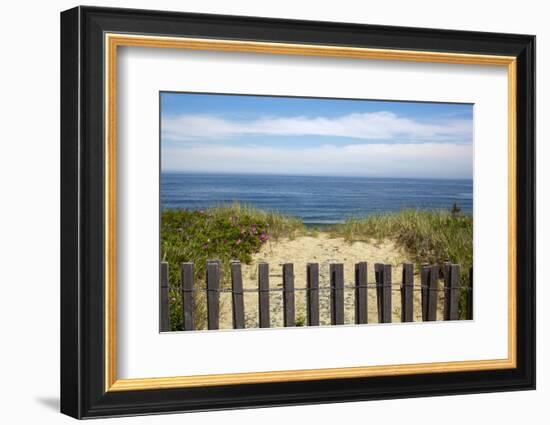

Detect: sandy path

[218,233,446,329]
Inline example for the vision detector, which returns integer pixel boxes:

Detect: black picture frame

[61,5,535,419]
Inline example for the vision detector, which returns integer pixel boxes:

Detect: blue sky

[161,92,473,179]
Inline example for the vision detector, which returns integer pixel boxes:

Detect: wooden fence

[160,261,473,332]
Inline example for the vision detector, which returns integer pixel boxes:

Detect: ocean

[160,173,473,225]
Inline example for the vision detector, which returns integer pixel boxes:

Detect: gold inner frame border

[104,33,517,392]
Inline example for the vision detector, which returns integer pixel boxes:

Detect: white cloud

[162,142,472,179]
[162,111,472,143]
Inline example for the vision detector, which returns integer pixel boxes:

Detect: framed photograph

[60,6,535,419]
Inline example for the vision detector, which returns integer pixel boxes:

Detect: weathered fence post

[466,266,474,320]
[330,263,344,325]
[160,262,170,332]
[444,264,460,321]
[355,262,368,324]
[282,263,295,327]
[443,263,451,319]
[421,263,430,321]
[442,261,451,283]
[427,265,439,321]
[306,263,320,326]
[206,260,220,330]
[181,262,194,331]
[380,264,392,323]
[375,263,382,320]
[401,263,414,322]
[230,261,245,329]
[258,262,270,328]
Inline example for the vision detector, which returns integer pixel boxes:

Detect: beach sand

[218,233,446,329]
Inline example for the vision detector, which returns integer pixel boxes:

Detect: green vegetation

[329,208,473,318]
[161,203,306,330]
[329,209,472,267]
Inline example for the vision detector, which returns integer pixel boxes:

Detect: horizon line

[160,170,473,181]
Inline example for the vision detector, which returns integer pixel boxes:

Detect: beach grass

[162,204,473,329]
[329,209,472,269]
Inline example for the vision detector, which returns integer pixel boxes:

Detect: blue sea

[161,173,473,225]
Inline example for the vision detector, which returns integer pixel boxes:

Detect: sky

[160,92,473,179]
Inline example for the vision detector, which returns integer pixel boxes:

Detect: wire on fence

[167,284,472,293]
